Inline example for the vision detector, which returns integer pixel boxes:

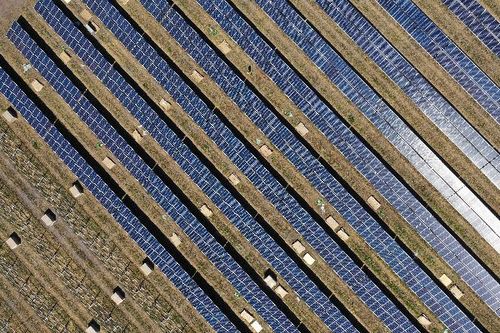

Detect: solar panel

[70,0,418,330]
[195,0,499,325]
[441,0,500,55]
[0,65,236,332]
[314,0,500,262]
[375,0,500,121]
[8,19,296,332]
[41,7,359,328]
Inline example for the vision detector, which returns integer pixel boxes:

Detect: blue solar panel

[0,65,236,333]
[196,0,499,325]
[31,2,362,330]
[441,0,500,55]
[376,0,499,123]
[8,18,295,332]
[312,0,500,255]
[200,0,500,316]
[66,0,419,331]
[56,0,492,331]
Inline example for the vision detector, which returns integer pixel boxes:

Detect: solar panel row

[195,0,500,321]
[8,19,296,332]
[77,0,418,330]
[0,66,237,332]
[96,0,489,330]
[441,0,500,56]
[376,0,500,121]
[316,0,500,267]
[31,2,363,330]
[378,0,500,152]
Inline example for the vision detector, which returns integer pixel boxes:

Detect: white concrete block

[102,157,116,169]
[337,228,349,241]
[191,70,204,83]
[258,144,272,157]
[303,253,315,266]
[450,285,464,299]
[69,181,84,198]
[240,310,254,323]
[275,285,288,298]
[2,108,17,123]
[169,233,181,247]
[229,174,240,186]
[295,122,309,136]
[218,40,232,54]
[367,196,381,211]
[31,79,44,92]
[438,274,452,287]
[417,314,431,328]
[60,50,71,64]
[200,204,213,218]
[251,321,263,333]
[6,233,21,249]
[292,240,305,254]
[140,258,154,276]
[159,98,172,111]
[325,216,339,231]
[85,320,100,333]
[264,275,277,289]
[41,209,56,226]
[111,287,125,305]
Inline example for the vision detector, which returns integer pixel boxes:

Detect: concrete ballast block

[102,157,116,169]
[169,233,181,247]
[200,204,213,218]
[140,258,154,276]
[6,232,21,249]
[229,174,240,186]
[337,228,349,241]
[60,50,72,64]
[240,310,254,323]
[438,274,452,287]
[303,253,315,266]
[251,320,263,333]
[159,98,172,111]
[417,314,431,328]
[31,79,44,92]
[218,40,232,54]
[367,196,381,211]
[275,285,288,298]
[69,181,84,198]
[2,108,17,123]
[86,320,100,333]
[85,21,100,34]
[111,286,125,305]
[295,122,309,136]
[264,275,277,289]
[325,216,339,231]
[292,240,305,254]
[258,144,272,157]
[191,70,204,83]
[41,209,56,226]
[80,9,92,21]
[450,285,464,299]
